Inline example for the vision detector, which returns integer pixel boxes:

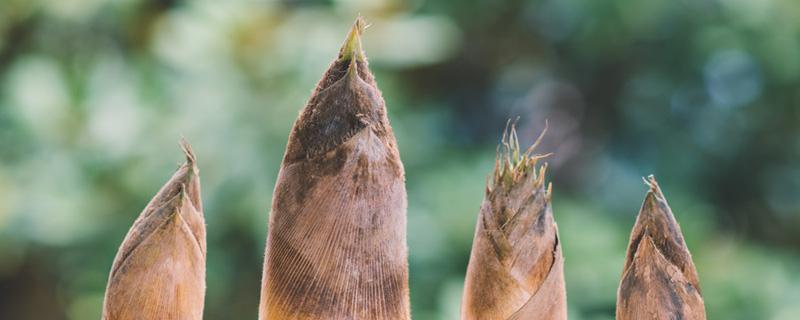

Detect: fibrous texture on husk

[102,141,206,320]
[616,175,705,320]
[461,124,567,320]
[259,17,409,320]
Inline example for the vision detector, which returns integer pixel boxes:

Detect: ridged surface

[616,176,705,320]
[461,125,566,320]
[259,17,410,320]
[102,141,206,320]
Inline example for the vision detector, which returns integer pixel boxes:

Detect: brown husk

[102,140,206,320]
[461,124,566,320]
[259,17,410,320]
[616,175,705,320]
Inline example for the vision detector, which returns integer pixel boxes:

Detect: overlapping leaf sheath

[461,126,566,320]
[616,176,705,320]
[102,141,206,320]
[259,17,409,320]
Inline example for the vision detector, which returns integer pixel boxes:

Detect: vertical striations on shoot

[461,123,567,320]
[616,175,706,320]
[259,16,410,320]
[102,140,206,320]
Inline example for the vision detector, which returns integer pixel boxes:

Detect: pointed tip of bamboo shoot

[462,119,565,319]
[628,175,697,286]
[179,137,196,165]
[338,16,367,63]
[179,137,200,178]
[491,120,551,192]
[617,177,705,319]
[642,174,663,200]
[283,16,392,162]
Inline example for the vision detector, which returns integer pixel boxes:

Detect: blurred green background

[1,0,800,319]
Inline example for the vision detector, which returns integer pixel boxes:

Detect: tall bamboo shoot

[259,17,410,320]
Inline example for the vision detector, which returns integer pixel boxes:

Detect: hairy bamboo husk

[102,141,206,320]
[616,175,705,320]
[461,124,566,320]
[259,17,409,320]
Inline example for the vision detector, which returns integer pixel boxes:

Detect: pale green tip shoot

[339,16,368,64]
